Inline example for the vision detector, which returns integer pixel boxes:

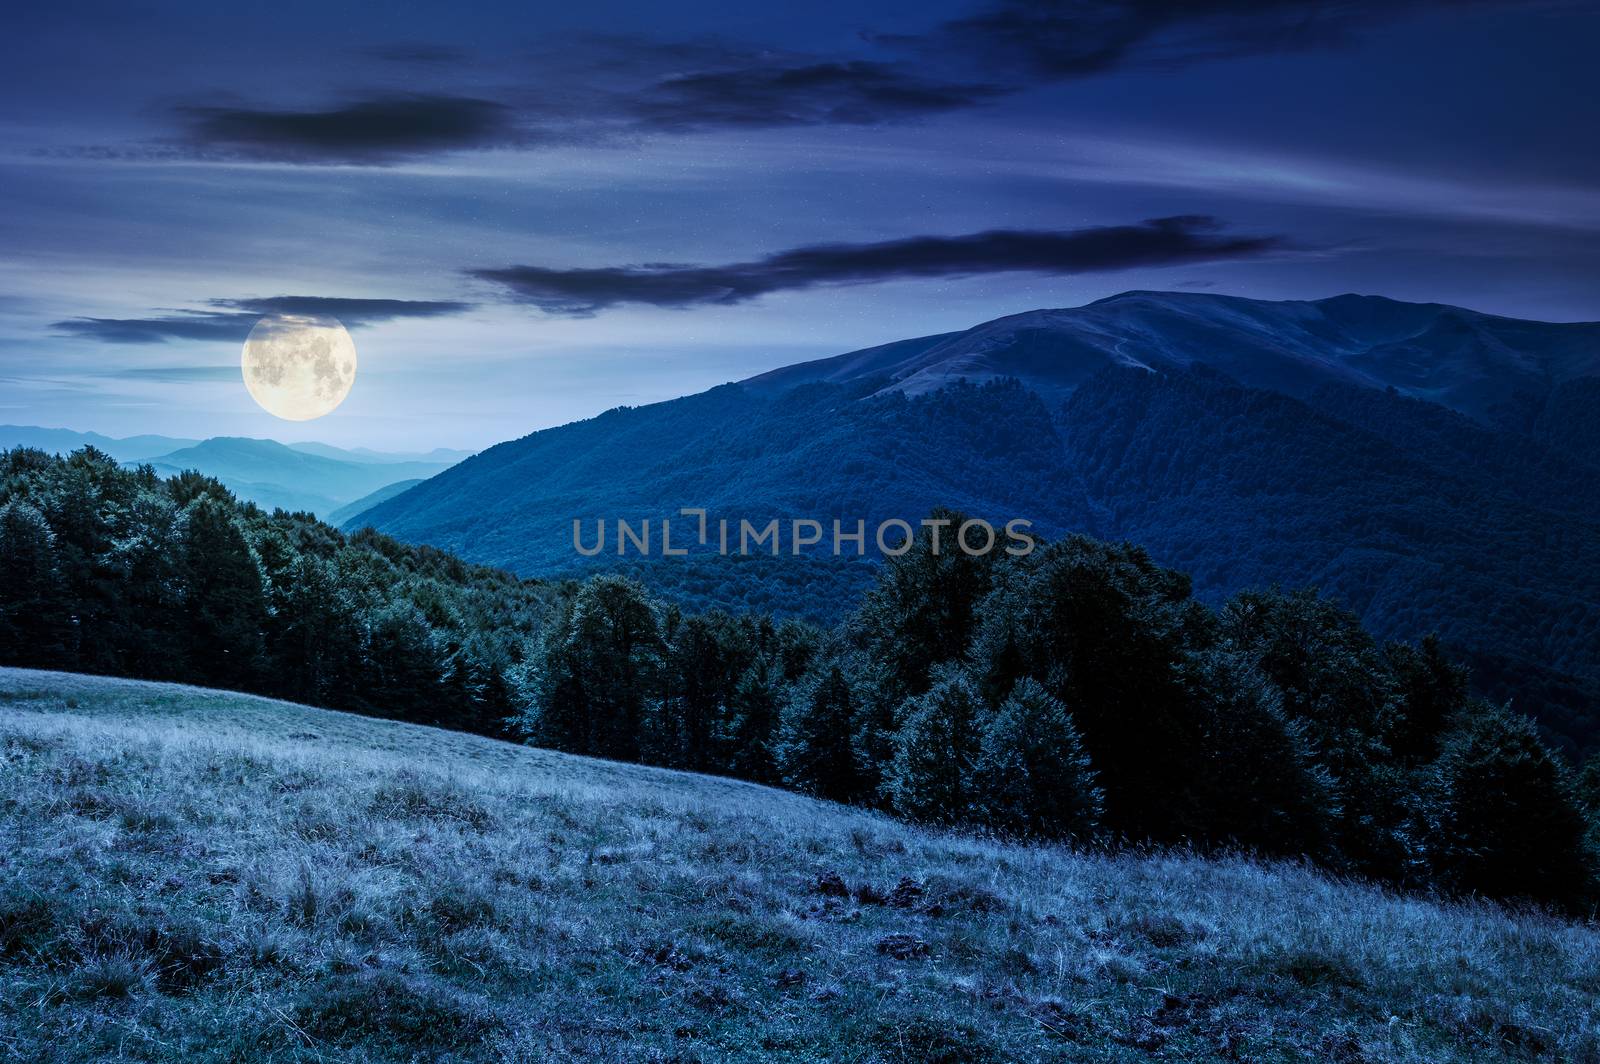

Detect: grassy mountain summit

[3,668,1597,1063]
[742,291,1600,422]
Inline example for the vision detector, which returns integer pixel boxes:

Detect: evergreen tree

[269,553,359,706]
[38,450,121,670]
[0,498,70,667]
[657,611,737,771]
[365,599,443,721]
[971,677,1102,839]
[778,665,861,802]
[515,574,661,761]
[180,496,266,688]
[108,490,186,678]
[726,660,780,784]
[884,668,983,824]
[1384,635,1469,765]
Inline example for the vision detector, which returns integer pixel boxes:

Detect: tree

[269,553,359,707]
[778,665,862,802]
[108,490,186,678]
[365,599,443,722]
[1222,588,1412,878]
[0,499,70,667]
[1177,651,1338,858]
[1427,704,1594,908]
[968,536,1206,840]
[656,611,739,771]
[180,496,267,688]
[726,661,781,784]
[515,575,661,761]
[850,508,994,702]
[1384,635,1469,766]
[971,678,1102,839]
[884,668,984,824]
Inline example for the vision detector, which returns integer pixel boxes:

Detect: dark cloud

[896,0,1547,80]
[626,61,1000,131]
[212,296,474,322]
[52,312,255,345]
[471,216,1287,315]
[104,1,1534,166]
[53,297,472,344]
[173,95,524,164]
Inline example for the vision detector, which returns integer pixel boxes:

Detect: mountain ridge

[742,291,1600,424]
[352,290,1600,745]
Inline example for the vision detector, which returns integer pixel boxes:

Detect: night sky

[3,0,1597,449]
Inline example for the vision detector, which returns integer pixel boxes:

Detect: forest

[352,369,1600,757]
[3,445,1598,910]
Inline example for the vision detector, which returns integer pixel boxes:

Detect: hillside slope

[353,293,1600,746]
[326,478,426,527]
[3,668,1598,1062]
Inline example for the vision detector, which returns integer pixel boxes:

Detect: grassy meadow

[1,667,1597,1062]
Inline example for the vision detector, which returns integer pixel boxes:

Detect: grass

[2,667,1598,1062]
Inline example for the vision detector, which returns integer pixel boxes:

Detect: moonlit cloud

[171,96,528,164]
[53,297,474,344]
[471,217,1290,315]
[70,0,1553,168]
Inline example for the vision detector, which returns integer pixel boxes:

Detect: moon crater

[241,313,357,421]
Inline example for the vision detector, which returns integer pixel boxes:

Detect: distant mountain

[328,478,426,526]
[0,425,200,462]
[0,427,467,518]
[289,441,475,465]
[144,437,458,517]
[354,291,1600,749]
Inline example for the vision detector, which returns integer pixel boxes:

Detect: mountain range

[0,426,469,518]
[348,290,1600,750]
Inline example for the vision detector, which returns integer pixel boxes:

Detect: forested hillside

[0,447,550,736]
[354,361,1600,753]
[4,446,1598,912]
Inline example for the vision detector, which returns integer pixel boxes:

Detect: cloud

[172,95,526,164]
[52,312,255,345]
[53,296,472,344]
[156,57,996,164]
[104,366,241,382]
[211,296,474,322]
[88,1,1535,166]
[625,61,1001,131]
[470,215,1287,315]
[895,0,1548,81]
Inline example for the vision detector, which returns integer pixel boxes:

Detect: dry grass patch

[2,667,1599,1062]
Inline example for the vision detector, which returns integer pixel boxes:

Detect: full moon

[241,313,357,421]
